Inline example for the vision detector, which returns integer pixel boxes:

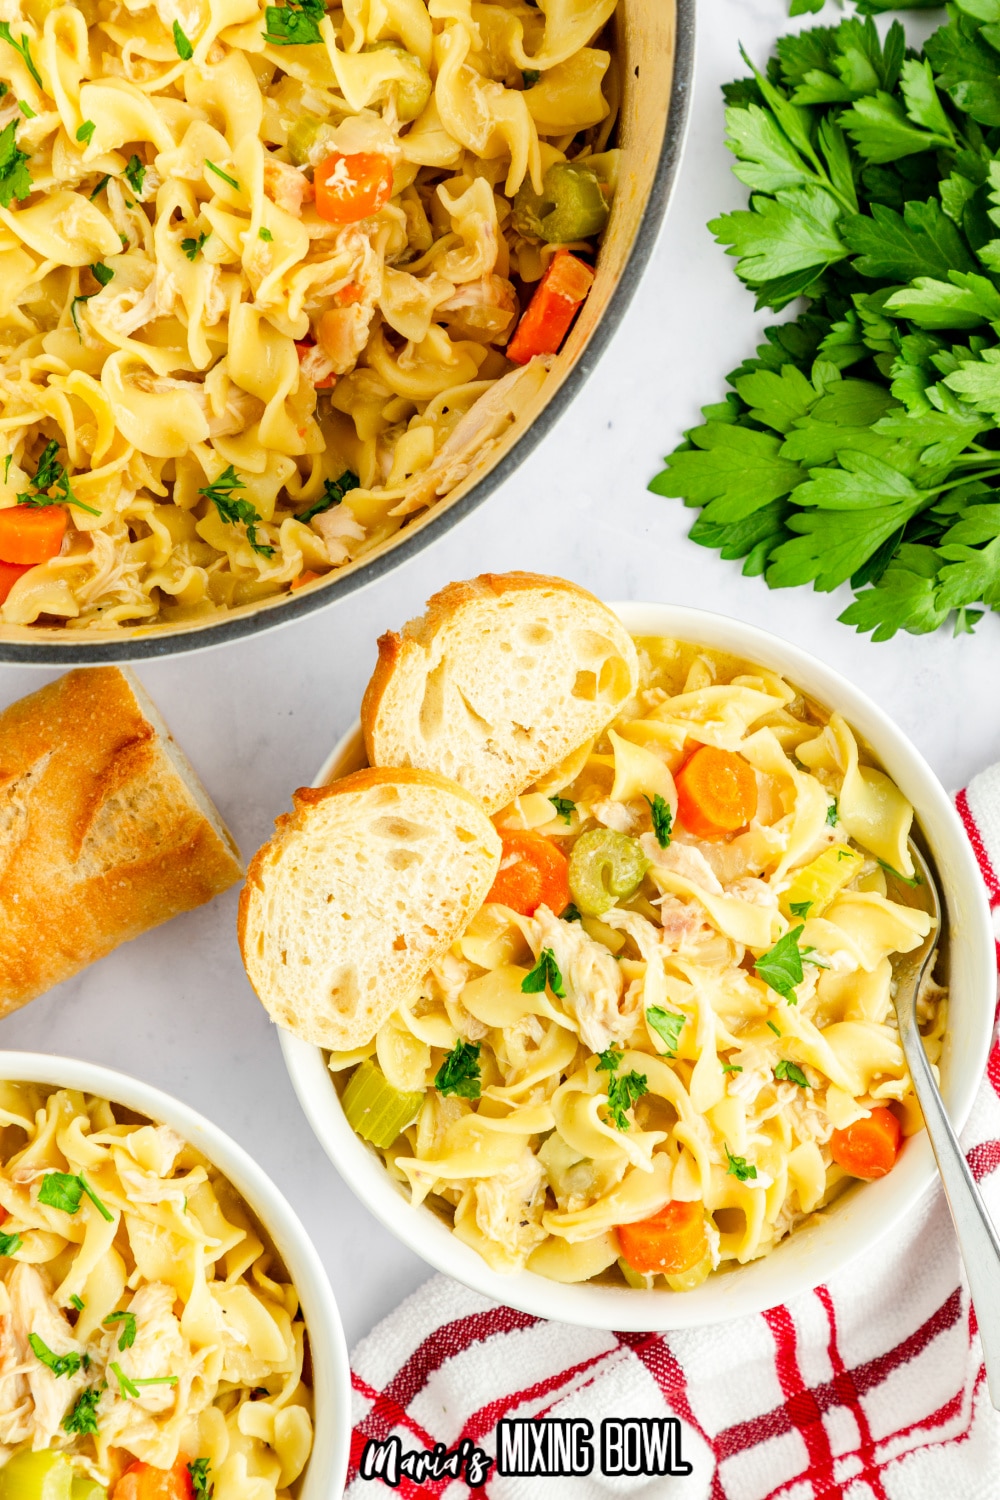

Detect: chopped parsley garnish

[826,802,839,827]
[725,1147,757,1182]
[596,1045,623,1074]
[18,100,34,119]
[182,232,208,261]
[644,793,673,848]
[548,795,575,824]
[258,226,273,241]
[0,82,6,99]
[433,1040,481,1100]
[110,1361,139,1399]
[70,296,90,335]
[133,1375,178,1386]
[2,455,9,483]
[76,120,95,145]
[63,1386,101,1435]
[0,22,43,90]
[124,154,146,195]
[754,925,828,1002]
[296,470,360,524]
[204,158,239,191]
[38,1170,113,1221]
[17,442,100,516]
[263,0,326,47]
[561,902,582,922]
[29,1333,86,1378]
[595,1045,648,1131]
[0,120,32,210]
[187,1459,214,1500]
[197,466,273,557]
[645,1005,685,1056]
[172,19,193,58]
[0,1231,21,1257]
[69,1294,85,1312]
[788,900,812,919]
[90,262,114,287]
[774,1059,810,1088]
[103,1309,137,1350]
[89,173,110,200]
[878,859,923,888]
[722,1063,743,1074]
[522,69,540,87]
[521,947,566,999]
[766,1019,781,1037]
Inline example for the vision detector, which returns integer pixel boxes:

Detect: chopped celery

[286,113,337,167]
[665,1243,713,1292]
[363,42,432,123]
[512,160,609,244]
[0,1452,74,1500]
[617,1256,652,1290]
[342,1060,423,1148]
[568,829,649,918]
[780,844,865,920]
[70,1482,107,1500]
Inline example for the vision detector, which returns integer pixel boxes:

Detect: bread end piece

[238,767,501,1050]
[361,572,639,813]
[0,667,244,1013]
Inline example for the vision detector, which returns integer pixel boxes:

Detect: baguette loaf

[361,572,639,813]
[0,667,243,1012]
[238,768,501,1049]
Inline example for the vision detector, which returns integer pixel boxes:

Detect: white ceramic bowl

[0,1053,351,1497]
[279,603,996,1331]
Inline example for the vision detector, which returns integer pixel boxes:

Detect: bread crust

[0,667,244,1012]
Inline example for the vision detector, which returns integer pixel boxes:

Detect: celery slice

[342,1060,423,1148]
[617,1256,652,1290]
[0,1452,74,1500]
[568,829,649,917]
[512,161,609,244]
[665,1244,713,1292]
[780,844,865,919]
[70,1481,107,1500]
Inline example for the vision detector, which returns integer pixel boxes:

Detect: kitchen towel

[345,770,1000,1500]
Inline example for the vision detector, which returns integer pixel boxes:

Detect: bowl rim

[278,600,996,1332]
[0,1051,352,1499]
[0,0,696,666]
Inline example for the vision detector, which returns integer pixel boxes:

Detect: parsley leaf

[204,158,240,191]
[521,947,566,999]
[788,900,813,918]
[182,232,208,261]
[766,1019,782,1036]
[110,1361,139,1399]
[522,68,541,87]
[18,99,34,119]
[774,1058,810,1088]
[722,1063,743,1074]
[754,925,807,1000]
[63,1386,102,1435]
[0,1231,21,1257]
[38,1170,113,1221]
[89,173,110,200]
[0,120,32,209]
[91,262,114,287]
[725,1147,757,1182]
[645,1005,685,1055]
[258,226,273,241]
[76,120,95,145]
[548,796,575,824]
[433,1040,481,1099]
[562,902,582,922]
[644,793,673,848]
[605,1069,648,1131]
[124,155,146,195]
[595,1045,623,1074]
[263,0,326,46]
[173,19,193,58]
[70,1294,85,1312]
[297,470,360,523]
[29,1333,86,1378]
[198,466,273,557]
[188,1459,214,1500]
[17,441,100,516]
[826,801,839,826]
[877,858,923,887]
[0,22,43,90]
[103,1309,137,1350]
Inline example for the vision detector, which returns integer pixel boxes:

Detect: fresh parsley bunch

[652,5,1000,639]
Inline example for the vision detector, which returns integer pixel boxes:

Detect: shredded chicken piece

[8,1264,85,1448]
[655,840,725,894]
[311,505,365,565]
[263,157,314,216]
[523,905,626,1053]
[473,1151,546,1267]
[0,1283,32,1449]
[591,798,634,834]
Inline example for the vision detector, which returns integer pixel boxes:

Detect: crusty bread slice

[238,768,501,1049]
[361,572,639,813]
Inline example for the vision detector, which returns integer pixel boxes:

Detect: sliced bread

[238,767,501,1049]
[361,572,639,813]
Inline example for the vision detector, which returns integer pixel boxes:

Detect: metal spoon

[888,842,1000,1410]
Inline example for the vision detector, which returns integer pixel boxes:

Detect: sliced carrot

[112,1458,194,1500]
[294,340,336,389]
[675,745,758,839]
[0,560,33,604]
[618,1200,707,1276]
[0,505,67,566]
[486,829,571,917]
[830,1107,901,1180]
[507,251,594,365]
[334,280,365,306]
[291,570,321,590]
[314,152,393,223]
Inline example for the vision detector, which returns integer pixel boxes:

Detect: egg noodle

[0,0,618,629]
[0,1084,313,1494]
[332,635,946,1287]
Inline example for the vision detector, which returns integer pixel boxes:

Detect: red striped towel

[346,772,1000,1499]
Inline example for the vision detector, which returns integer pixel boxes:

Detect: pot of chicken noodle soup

[0,0,693,661]
[279,603,996,1332]
[0,1054,351,1498]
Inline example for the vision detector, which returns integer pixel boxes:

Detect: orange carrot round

[830,1107,902,1180]
[113,1459,194,1500]
[314,151,393,223]
[618,1200,707,1276]
[507,251,595,365]
[486,829,571,917]
[675,745,758,839]
[0,560,33,604]
[291,570,321,591]
[0,505,67,565]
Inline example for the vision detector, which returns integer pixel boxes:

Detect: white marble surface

[2,0,999,1351]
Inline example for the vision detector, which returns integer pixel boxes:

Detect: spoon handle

[896,1010,1000,1409]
